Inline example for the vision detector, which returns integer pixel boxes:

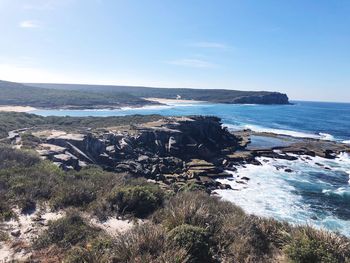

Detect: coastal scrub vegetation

[0,80,153,109]
[108,183,165,218]
[29,81,290,104]
[1,145,350,262]
[0,80,289,109]
[0,112,163,138]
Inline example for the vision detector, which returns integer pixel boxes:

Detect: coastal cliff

[31,116,242,191]
[5,113,348,194]
[230,92,289,104]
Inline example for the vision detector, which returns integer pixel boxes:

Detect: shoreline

[143,97,206,104]
[1,104,349,145]
[0,106,37,112]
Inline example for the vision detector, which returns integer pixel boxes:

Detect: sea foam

[224,123,341,142]
[215,153,350,237]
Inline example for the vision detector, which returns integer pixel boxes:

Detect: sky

[0,0,349,102]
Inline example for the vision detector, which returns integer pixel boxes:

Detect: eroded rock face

[134,116,239,159]
[34,116,241,190]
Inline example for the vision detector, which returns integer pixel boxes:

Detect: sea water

[31,101,350,236]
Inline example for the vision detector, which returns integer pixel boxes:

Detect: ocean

[31,101,350,236]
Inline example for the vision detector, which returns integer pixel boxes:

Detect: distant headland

[0,80,289,110]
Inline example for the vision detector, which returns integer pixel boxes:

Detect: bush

[0,230,9,242]
[285,226,350,263]
[108,183,164,218]
[222,216,290,263]
[0,145,40,169]
[1,161,62,211]
[63,247,95,263]
[35,212,99,250]
[21,133,42,149]
[168,224,210,262]
[112,223,188,263]
[52,167,125,212]
[176,182,206,192]
[154,191,243,233]
[0,197,15,221]
[52,178,97,209]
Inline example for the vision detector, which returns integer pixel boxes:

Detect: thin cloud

[189,41,229,49]
[19,20,41,28]
[167,58,217,68]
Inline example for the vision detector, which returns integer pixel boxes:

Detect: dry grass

[111,223,188,263]
[2,147,350,262]
[221,216,291,263]
[153,191,244,233]
[285,225,350,263]
[28,191,350,263]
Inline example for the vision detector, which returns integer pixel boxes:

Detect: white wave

[222,123,243,131]
[243,124,322,139]
[46,103,202,113]
[215,153,350,236]
[319,133,335,141]
[322,187,350,198]
[343,140,350,145]
[224,122,338,141]
[216,159,309,224]
[121,102,207,110]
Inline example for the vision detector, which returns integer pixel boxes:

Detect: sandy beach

[144,97,205,104]
[0,106,36,112]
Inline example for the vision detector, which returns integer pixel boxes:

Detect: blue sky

[0,0,349,102]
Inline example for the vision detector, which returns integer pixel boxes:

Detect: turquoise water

[32,101,350,236]
[32,101,350,142]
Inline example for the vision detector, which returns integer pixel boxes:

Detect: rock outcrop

[31,115,350,191]
[34,116,242,190]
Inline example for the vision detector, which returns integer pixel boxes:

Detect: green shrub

[0,145,40,169]
[222,216,290,263]
[35,212,99,249]
[0,197,15,221]
[21,133,42,149]
[52,178,97,209]
[63,246,95,263]
[0,230,9,242]
[176,182,206,192]
[108,184,164,218]
[51,167,125,211]
[112,223,188,263]
[168,224,211,262]
[154,191,243,233]
[2,161,62,208]
[285,226,350,263]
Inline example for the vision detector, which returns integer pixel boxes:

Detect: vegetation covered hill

[0,79,289,108]
[29,82,290,104]
[0,145,349,262]
[0,80,155,109]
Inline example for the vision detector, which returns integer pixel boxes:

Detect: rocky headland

[7,115,350,193]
